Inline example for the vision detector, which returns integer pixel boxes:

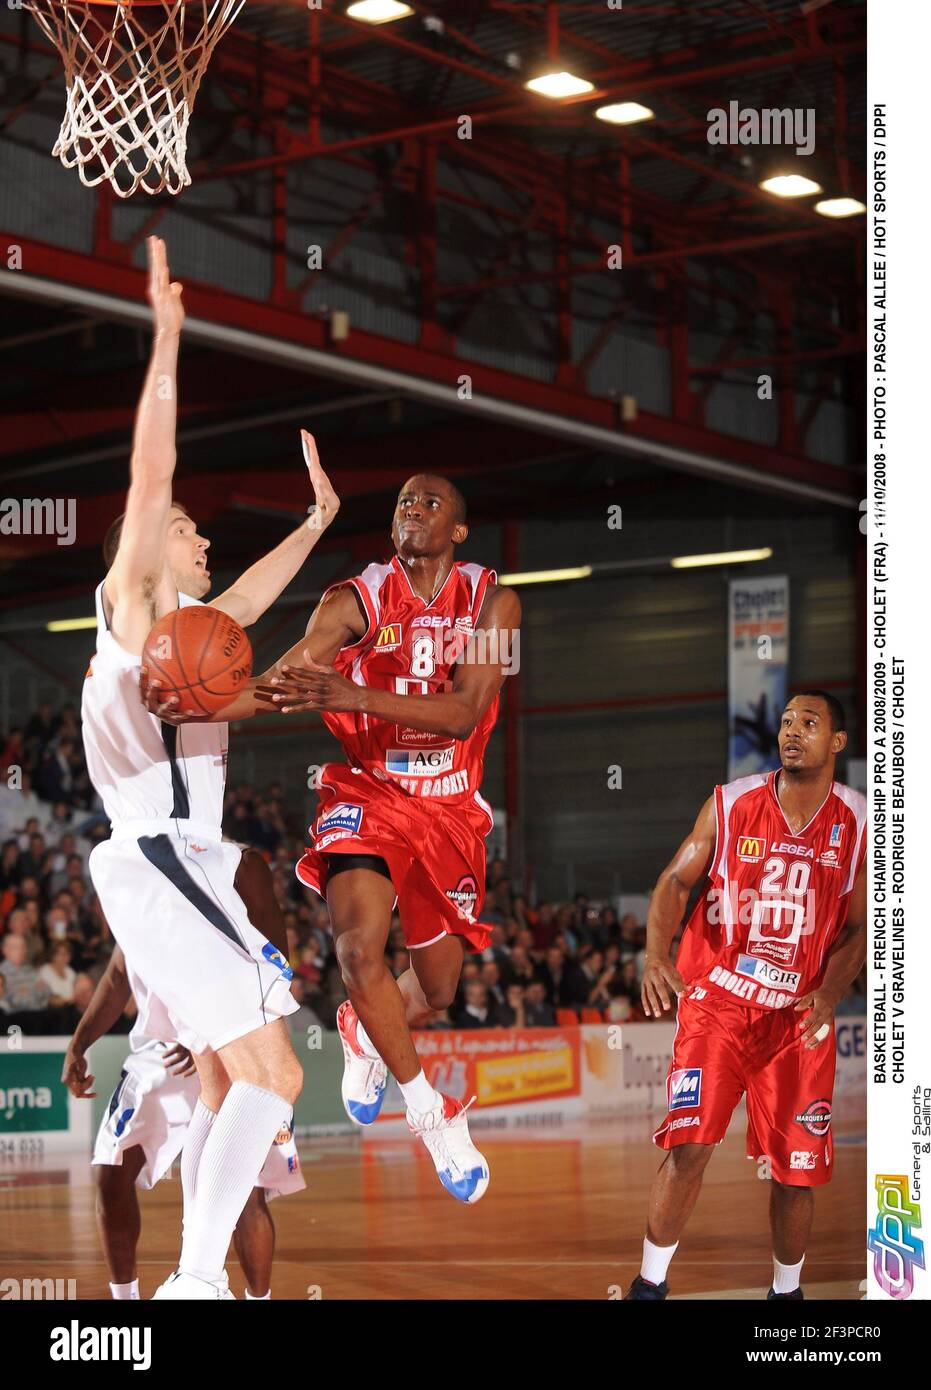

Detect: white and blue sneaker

[407,1094,489,1204]
[337,999,387,1126]
[152,1270,235,1300]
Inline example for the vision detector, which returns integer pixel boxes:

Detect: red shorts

[295,763,493,953]
[653,989,836,1187]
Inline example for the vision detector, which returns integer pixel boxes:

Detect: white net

[24,0,245,197]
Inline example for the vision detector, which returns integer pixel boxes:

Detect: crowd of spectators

[0,703,866,1041]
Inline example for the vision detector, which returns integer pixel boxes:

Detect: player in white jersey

[63,849,305,1300]
[80,237,338,1299]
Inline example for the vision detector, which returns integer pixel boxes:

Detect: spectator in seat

[481,958,507,1010]
[531,902,558,952]
[523,979,556,1027]
[0,839,22,890]
[36,738,77,805]
[0,933,50,1013]
[619,912,640,958]
[504,943,536,987]
[4,906,40,963]
[598,905,621,948]
[539,944,568,1007]
[496,982,526,1029]
[39,941,77,1006]
[455,980,498,1029]
[607,957,646,1022]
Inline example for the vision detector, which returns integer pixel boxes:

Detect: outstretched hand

[255,654,363,714]
[302,431,339,532]
[147,235,185,337]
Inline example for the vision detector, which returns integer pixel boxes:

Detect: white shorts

[89,824,298,1054]
[93,1040,305,1199]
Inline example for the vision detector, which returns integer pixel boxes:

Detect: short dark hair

[447,480,467,526]
[103,501,189,569]
[403,475,467,526]
[788,689,846,732]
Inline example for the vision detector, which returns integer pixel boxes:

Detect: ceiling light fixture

[595,102,654,125]
[760,173,822,198]
[814,196,866,218]
[525,71,595,100]
[346,1,413,25]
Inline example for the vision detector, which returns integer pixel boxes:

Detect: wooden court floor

[0,1114,865,1300]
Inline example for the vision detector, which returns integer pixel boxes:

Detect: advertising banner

[0,1037,93,1155]
[728,574,790,780]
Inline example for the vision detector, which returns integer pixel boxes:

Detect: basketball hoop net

[24,0,245,197]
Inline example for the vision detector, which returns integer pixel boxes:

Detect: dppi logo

[867,1175,925,1298]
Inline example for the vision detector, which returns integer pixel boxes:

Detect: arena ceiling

[0,0,866,611]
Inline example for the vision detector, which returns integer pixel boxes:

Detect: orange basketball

[143,606,253,717]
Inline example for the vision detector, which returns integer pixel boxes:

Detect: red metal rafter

[436,225,852,299]
[0,234,861,505]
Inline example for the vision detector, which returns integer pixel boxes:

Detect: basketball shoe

[152,1270,235,1300]
[337,1000,387,1126]
[407,1094,489,1203]
[624,1275,669,1300]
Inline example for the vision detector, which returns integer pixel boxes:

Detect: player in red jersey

[625,691,866,1301]
[146,475,520,1203]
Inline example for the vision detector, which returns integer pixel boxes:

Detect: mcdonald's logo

[737,836,766,861]
[375,623,402,651]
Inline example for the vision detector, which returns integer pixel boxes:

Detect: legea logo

[868,1175,925,1298]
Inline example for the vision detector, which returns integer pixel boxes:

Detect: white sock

[641,1236,678,1285]
[245,1287,271,1300]
[355,1017,381,1060]
[399,1069,441,1115]
[179,1082,293,1284]
[772,1255,805,1294]
[180,1099,217,1235]
[109,1279,139,1300]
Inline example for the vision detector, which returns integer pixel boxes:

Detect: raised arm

[257,583,522,739]
[105,237,185,655]
[641,795,717,1018]
[209,432,340,629]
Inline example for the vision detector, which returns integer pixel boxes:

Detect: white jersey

[81,582,229,835]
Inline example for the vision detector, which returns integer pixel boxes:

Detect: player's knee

[278,1052,304,1106]
[422,978,457,1011]
[335,930,384,992]
[667,1142,715,1177]
[772,1177,812,1199]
